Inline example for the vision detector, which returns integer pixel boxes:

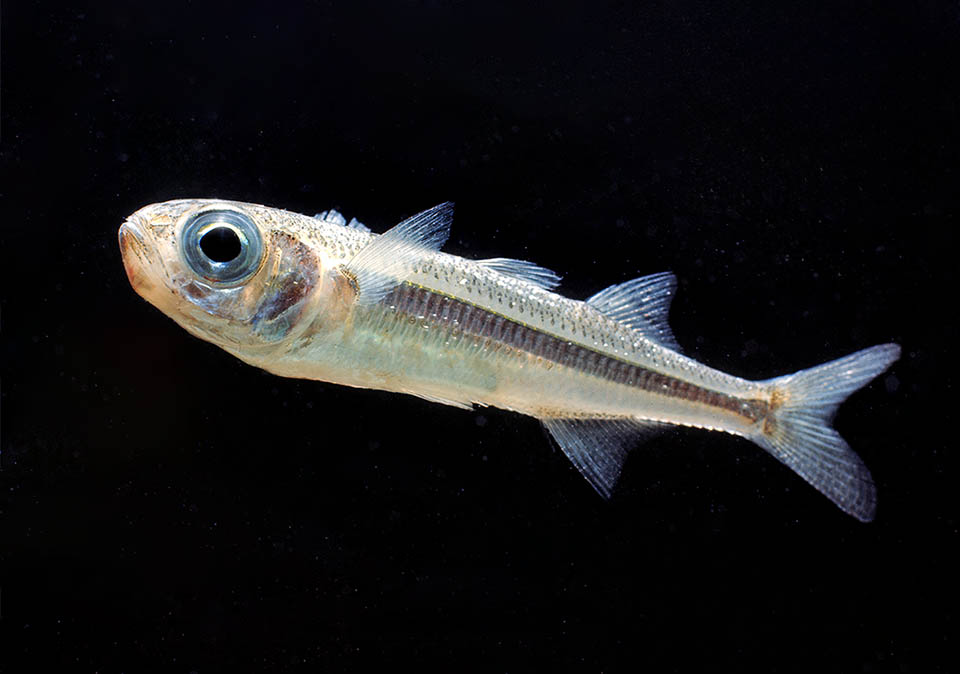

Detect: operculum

[248,231,322,343]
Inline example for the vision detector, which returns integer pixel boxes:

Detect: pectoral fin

[344,202,454,306]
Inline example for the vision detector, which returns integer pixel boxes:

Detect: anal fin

[540,417,662,499]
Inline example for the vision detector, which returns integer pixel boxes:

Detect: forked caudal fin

[752,343,901,522]
[541,343,900,521]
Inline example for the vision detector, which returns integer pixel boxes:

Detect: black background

[1,1,954,671]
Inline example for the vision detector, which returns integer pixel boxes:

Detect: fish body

[119,199,899,521]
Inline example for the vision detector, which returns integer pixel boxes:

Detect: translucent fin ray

[586,272,680,351]
[407,391,474,411]
[314,209,348,226]
[315,209,371,233]
[477,257,562,290]
[346,217,371,233]
[345,202,454,306]
[753,344,901,521]
[540,417,662,498]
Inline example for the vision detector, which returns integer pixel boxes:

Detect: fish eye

[199,226,242,262]
[180,209,264,284]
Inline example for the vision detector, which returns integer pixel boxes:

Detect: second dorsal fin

[586,271,681,351]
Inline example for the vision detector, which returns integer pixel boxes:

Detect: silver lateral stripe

[385,283,767,422]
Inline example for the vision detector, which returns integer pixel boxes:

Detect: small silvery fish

[119,200,899,521]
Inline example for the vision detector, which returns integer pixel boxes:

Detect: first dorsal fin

[476,257,562,290]
[586,271,681,351]
[346,217,371,233]
[541,417,662,498]
[344,202,454,306]
[315,209,372,233]
[314,209,348,226]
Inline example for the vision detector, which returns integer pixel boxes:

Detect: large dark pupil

[200,226,242,262]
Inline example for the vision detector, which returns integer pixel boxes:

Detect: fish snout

[119,218,145,248]
[119,218,153,293]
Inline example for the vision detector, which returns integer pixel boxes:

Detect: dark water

[1,2,953,671]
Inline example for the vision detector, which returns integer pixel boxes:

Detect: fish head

[119,199,332,352]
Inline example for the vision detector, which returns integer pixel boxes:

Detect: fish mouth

[119,218,153,294]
